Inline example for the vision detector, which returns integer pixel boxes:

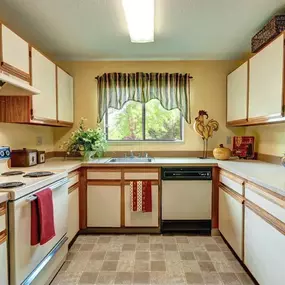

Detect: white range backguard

[8,178,68,285]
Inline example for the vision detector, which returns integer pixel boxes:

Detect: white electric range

[0,160,69,285]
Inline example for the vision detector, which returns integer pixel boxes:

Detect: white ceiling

[0,0,285,60]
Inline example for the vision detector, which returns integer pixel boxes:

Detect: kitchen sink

[106,157,153,163]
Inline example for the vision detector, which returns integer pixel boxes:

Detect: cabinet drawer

[68,172,79,188]
[219,170,244,195]
[87,169,121,180]
[125,185,159,227]
[245,182,285,223]
[124,169,159,180]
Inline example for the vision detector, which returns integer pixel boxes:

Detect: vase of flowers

[61,118,107,161]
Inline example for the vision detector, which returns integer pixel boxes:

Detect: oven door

[8,178,68,285]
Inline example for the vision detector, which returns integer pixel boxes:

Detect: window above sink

[105,100,184,142]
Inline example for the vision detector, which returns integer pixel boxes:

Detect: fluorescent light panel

[122,0,154,43]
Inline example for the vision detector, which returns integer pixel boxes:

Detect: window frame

[104,101,184,142]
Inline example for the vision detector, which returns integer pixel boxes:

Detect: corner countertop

[10,157,285,197]
[0,192,10,203]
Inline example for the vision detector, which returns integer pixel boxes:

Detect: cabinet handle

[0,230,7,245]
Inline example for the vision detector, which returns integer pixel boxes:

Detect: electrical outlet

[226,136,232,145]
[36,136,43,146]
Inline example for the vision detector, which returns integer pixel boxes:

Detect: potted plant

[61,118,107,161]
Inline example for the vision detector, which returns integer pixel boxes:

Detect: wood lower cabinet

[244,203,285,285]
[227,61,248,126]
[87,183,121,227]
[124,184,159,227]
[0,202,8,285]
[68,185,79,243]
[0,23,30,82]
[219,186,244,259]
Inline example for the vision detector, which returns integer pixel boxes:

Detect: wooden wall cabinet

[31,48,57,122]
[227,32,285,127]
[248,33,285,124]
[57,67,74,124]
[227,62,248,126]
[0,24,30,82]
[0,52,74,127]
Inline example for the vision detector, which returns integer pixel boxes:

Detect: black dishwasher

[161,167,212,235]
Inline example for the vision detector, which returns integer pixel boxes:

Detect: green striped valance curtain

[97,72,191,123]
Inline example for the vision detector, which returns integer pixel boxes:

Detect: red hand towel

[131,181,138,212]
[31,188,55,246]
[142,181,152,212]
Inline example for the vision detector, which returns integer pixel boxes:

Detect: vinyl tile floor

[51,234,255,285]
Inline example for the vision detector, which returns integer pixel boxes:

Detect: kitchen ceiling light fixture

[122,0,154,43]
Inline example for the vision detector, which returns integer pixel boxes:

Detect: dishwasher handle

[161,167,212,180]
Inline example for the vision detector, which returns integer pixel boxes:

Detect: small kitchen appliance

[10,148,38,167]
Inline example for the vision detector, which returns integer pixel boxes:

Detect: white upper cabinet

[57,67,74,123]
[31,48,57,121]
[1,24,30,79]
[227,62,248,124]
[249,33,284,121]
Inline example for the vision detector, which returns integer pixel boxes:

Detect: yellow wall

[245,124,285,157]
[0,123,54,151]
[54,60,244,153]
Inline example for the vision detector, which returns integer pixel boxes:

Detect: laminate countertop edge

[7,157,285,198]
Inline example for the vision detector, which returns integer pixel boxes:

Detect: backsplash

[245,124,285,157]
[0,123,54,152]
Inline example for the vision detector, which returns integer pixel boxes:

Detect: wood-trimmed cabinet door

[87,184,121,227]
[31,48,57,121]
[244,204,285,285]
[227,61,248,126]
[218,186,244,259]
[57,67,74,124]
[67,185,79,243]
[0,202,8,285]
[248,33,285,123]
[0,24,30,82]
[124,184,159,227]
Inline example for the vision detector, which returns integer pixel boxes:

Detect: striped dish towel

[130,181,152,212]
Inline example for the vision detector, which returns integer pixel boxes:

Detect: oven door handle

[26,178,69,202]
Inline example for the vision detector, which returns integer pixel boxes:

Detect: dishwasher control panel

[161,167,212,180]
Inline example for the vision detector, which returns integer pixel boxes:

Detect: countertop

[0,192,10,203]
[10,157,285,197]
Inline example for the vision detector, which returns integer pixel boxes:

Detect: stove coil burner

[0,182,25,189]
[23,171,54,178]
[1,171,25,176]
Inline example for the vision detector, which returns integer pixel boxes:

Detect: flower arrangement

[61,118,107,161]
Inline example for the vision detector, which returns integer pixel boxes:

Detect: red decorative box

[232,136,255,159]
